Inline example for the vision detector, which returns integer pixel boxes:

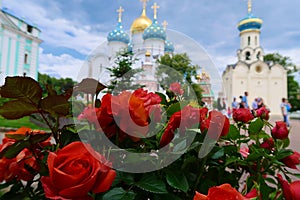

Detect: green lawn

[0,116,49,130]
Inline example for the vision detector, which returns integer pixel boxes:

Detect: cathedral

[222,0,287,115]
[84,0,214,106]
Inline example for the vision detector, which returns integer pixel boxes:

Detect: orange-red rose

[41,142,116,200]
[271,121,289,140]
[233,108,254,123]
[194,183,245,200]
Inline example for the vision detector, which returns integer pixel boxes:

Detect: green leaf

[0,140,30,159]
[211,148,225,160]
[0,100,39,119]
[60,129,80,147]
[166,171,189,192]
[166,101,189,117]
[102,188,136,200]
[29,133,51,144]
[277,149,293,160]
[40,95,69,116]
[136,174,168,194]
[249,118,264,134]
[223,124,240,140]
[153,193,182,200]
[155,92,167,105]
[0,76,42,104]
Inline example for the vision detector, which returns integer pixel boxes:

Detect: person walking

[280,98,290,127]
[242,91,249,109]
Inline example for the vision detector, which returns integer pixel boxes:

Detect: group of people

[229,91,267,118]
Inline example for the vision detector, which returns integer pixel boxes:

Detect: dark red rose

[41,142,116,200]
[244,188,258,198]
[281,151,300,169]
[271,121,289,140]
[194,183,245,200]
[233,108,254,123]
[169,82,184,95]
[260,138,274,150]
[206,110,230,139]
[278,174,300,200]
[255,107,270,120]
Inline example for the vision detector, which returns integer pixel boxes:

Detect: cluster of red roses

[79,88,162,142]
[0,128,116,200]
[0,127,48,182]
[160,106,230,147]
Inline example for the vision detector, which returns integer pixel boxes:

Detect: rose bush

[0,76,299,200]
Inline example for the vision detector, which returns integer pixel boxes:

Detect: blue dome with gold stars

[164,40,174,53]
[237,13,263,32]
[143,19,166,41]
[107,22,130,44]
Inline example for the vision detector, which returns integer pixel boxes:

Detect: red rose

[169,82,184,95]
[260,138,274,150]
[271,121,289,140]
[194,183,245,200]
[205,111,230,139]
[78,106,101,126]
[98,89,161,142]
[160,106,200,147]
[281,151,300,169]
[278,174,300,200]
[41,142,116,200]
[233,108,254,123]
[255,107,269,120]
[244,188,258,198]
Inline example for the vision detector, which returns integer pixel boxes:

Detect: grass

[0,116,49,130]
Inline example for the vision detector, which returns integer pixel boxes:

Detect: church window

[257,52,261,60]
[24,53,29,64]
[27,25,33,33]
[248,36,251,45]
[255,36,258,45]
[245,51,251,60]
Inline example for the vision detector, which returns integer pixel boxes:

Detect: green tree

[38,73,75,96]
[264,53,300,111]
[156,53,202,104]
[156,53,198,87]
[106,50,142,94]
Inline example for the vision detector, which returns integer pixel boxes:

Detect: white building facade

[222,1,287,115]
[0,8,42,85]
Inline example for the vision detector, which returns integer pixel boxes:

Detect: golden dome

[130,9,152,34]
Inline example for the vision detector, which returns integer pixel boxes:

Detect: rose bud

[271,121,289,140]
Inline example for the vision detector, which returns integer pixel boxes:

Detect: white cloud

[4,0,106,55]
[39,48,84,80]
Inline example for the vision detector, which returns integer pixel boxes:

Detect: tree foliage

[106,50,142,94]
[38,73,75,97]
[264,53,300,111]
[156,53,198,87]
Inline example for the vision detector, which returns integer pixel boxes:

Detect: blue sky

[3,0,300,80]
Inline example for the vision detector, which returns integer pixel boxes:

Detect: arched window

[24,53,28,64]
[256,52,261,60]
[255,36,258,45]
[245,51,251,60]
[248,36,251,45]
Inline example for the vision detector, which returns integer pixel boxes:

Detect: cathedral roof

[107,22,130,44]
[237,13,263,32]
[143,19,166,41]
[107,7,130,44]
[237,1,262,33]
[130,2,152,34]
[164,40,174,52]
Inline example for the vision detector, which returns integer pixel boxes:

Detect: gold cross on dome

[117,6,124,22]
[247,0,252,13]
[140,0,148,8]
[162,20,168,30]
[152,3,160,19]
